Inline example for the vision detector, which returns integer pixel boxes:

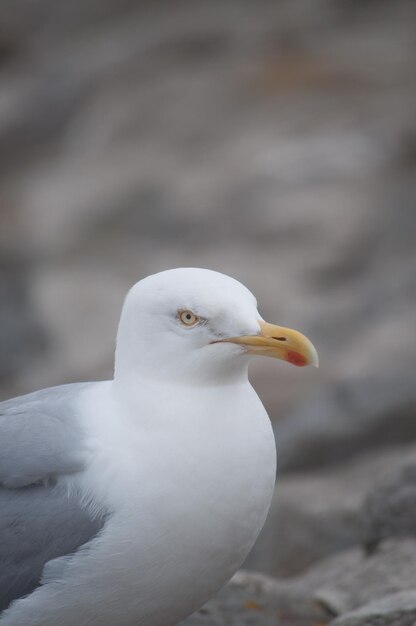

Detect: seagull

[0,268,318,626]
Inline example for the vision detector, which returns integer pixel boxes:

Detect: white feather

[1,268,276,626]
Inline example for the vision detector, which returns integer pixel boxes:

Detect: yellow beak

[218,320,319,367]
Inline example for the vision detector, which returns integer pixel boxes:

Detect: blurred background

[0,1,415,624]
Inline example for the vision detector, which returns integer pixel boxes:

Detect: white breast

[4,381,276,626]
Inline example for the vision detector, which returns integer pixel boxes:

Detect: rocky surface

[0,257,47,387]
[296,539,416,617]
[0,1,415,625]
[245,444,416,577]
[179,572,282,626]
[275,372,416,473]
[361,461,416,554]
[332,592,416,626]
[0,0,415,414]
[185,541,416,625]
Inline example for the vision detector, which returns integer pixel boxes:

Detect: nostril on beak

[273,337,287,342]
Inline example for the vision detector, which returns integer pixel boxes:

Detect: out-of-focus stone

[0,1,415,437]
[0,257,46,396]
[361,463,416,553]
[331,591,416,626]
[297,540,416,618]
[184,540,416,625]
[179,571,282,625]
[268,539,416,623]
[245,444,416,577]
[275,373,416,473]
[14,263,128,394]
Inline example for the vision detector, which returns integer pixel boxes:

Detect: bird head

[115,268,318,386]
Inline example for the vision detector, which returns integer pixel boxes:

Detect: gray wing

[0,383,90,488]
[0,384,107,612]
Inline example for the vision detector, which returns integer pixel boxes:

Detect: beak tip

[310,346,319,368]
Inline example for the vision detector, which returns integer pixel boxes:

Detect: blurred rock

[361,463,416,554]
[271,539,416,623]
[184,540,416,625]
[0,0,414,431]
[331,591,416,626]
[245,444,416,577]
[0,256,46,392]
[275,373,416,473]
[294,540,416,618]
[180,571,281,626]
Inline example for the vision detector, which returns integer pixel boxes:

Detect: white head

[114,268,318,387]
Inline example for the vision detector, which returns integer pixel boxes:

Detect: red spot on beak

[287,350,308,367]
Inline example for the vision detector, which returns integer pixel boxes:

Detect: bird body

[0,268,317,625]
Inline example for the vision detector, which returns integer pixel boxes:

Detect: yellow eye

[179,310,200,327]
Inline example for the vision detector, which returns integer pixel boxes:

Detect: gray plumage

[0,384,107,612]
